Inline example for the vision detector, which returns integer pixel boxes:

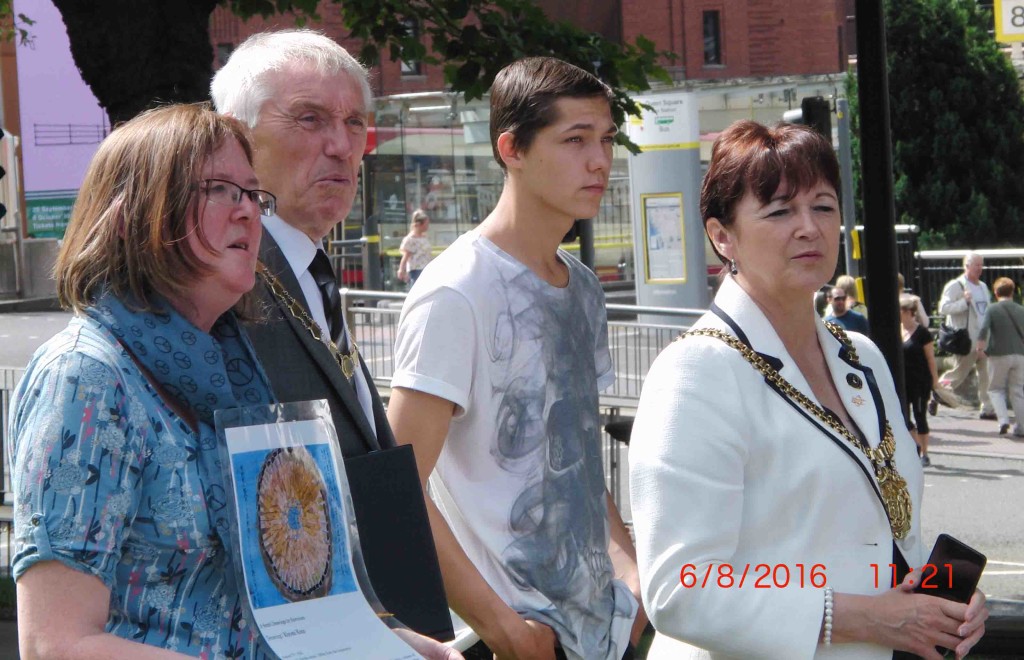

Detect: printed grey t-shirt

[392,232,636,660]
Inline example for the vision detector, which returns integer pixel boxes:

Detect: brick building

[209,0,851,87]
[620,0,849,80]
[205,1,851,288]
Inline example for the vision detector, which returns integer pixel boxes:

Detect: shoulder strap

[1001,303,1024,343]
[959,278,976,318]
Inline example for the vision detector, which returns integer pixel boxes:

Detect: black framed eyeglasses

[199,178,277,217]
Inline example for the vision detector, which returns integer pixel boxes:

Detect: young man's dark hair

[489,56,614,169]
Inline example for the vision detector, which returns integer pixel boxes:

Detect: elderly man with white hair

[937,252,995,420]
[212,30,460,660]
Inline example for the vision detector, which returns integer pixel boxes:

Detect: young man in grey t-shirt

[388,57,647,660]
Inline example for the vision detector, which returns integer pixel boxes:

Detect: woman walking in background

[398,209,432,287]
[900,293,939,466]
[977,277,1024,436]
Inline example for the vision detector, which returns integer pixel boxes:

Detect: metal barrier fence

[341,290,700,514]
[0,297,696,574]
[341,290,698,397]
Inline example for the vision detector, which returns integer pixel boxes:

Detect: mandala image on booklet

[256,446,333,600]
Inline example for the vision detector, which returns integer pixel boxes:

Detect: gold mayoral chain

[680,323,912,540]
[258,265,361,381]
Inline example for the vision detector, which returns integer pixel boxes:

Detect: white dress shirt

[263,215,377,436]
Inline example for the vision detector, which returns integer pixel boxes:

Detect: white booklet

[217,402,422,660]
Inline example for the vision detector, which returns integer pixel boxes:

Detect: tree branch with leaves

[11,0,672,141]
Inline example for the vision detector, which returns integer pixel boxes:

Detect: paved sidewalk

[927,405,1024,461]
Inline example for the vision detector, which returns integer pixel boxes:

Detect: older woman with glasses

[7,103,278,658]
[7,102,463,660]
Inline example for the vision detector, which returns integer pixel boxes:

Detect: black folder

[345,444,454,641]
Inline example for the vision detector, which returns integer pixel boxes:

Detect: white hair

[211,29,372,128]
[963,251,983,268]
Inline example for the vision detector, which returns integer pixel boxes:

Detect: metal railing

[340,290,698,512]
[340,290,697,399]
[0,296,696,573]
[33,123,108,147]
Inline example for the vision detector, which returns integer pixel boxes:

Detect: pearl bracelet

[823,586,834,646]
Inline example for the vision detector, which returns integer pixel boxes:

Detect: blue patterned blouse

[8,316,268,658]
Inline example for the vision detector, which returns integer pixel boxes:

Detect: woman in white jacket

[629,120,987,660]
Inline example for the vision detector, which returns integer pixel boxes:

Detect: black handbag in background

[345,444,455,642]
[937,323,972,355]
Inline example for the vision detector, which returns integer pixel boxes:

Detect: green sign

[26,190,77,238]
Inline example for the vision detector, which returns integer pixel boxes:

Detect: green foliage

[229,0,674,151]
[0,0,34,45]
[844,66,863,225]
[848,0,1024,248]
[7,1,671,147]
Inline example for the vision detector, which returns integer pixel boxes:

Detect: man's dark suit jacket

[246,229,451,640]
[248,229,395,456]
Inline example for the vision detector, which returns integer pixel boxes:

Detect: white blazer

[629,277,925,660]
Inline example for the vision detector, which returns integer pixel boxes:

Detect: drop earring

[730,259,738,275]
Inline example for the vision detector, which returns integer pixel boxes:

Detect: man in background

[938,252,995,420]
[825,285,869,333]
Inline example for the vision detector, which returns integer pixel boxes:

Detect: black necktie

[308,250,345,346]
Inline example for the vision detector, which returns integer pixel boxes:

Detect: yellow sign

[995,0,1024,42]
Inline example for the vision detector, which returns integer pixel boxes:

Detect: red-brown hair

[701,120,840,263]
[994,276,1016,299]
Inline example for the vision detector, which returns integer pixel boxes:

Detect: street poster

[640,193,687,283]
[221,410,421,659]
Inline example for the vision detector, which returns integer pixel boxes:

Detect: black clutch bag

[345,444,454,641]
[937,323,971,355]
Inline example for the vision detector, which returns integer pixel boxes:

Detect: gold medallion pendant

[339,353,356,380]
[259,265,361,384]
[876,466,912,539]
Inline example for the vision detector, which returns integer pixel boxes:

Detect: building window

[400,20,422,76]
[703,10,722,66]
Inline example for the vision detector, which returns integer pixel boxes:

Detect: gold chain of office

[258,265,361,381]
[680,324,912,540]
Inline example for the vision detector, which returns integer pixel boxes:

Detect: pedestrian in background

[9,104,278,658]
[898,272,930,328]
[398,208,433,287]
[938,252,995,420]
[900,294,938,466]
[824,274,867,319]
[977,276,1024,436]
[824,285,869,333]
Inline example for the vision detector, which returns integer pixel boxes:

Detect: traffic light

[783,96,832,141]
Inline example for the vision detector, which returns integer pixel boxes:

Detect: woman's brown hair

[56,103,253,313]
[700,120,840,263]
[993,277,1016,299]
